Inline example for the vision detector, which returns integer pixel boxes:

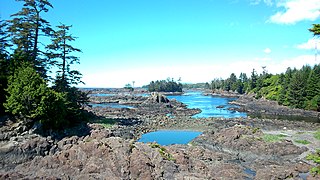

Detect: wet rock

[216,105,225,109]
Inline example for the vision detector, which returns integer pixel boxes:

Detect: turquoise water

[167,91,247,118]
[89,103,134,108]
[138,130,202,145]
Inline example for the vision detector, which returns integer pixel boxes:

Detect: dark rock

[147,92,170,103]
[216,105,225,109]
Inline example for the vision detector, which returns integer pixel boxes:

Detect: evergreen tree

[4,63,69,128]
[249,69,258,91]
[0,20,11,115]
[4,64,49,121]
[46,24,82,91]
[306,68,320,101]
[288,71,306,109]
[309,24,320,36]
[229,73,237,91]
[7,0,53,77]
[278,73,287,105]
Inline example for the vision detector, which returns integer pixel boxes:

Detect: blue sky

[1,0,320,87]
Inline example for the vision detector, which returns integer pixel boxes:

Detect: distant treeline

[183,83,210,89]
[209,64,320,111]
[146,78,183,92]
[209,24,320,112]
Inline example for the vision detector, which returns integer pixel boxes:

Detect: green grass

[294,139,311,145]
[306,149,320,175]
[149,143,161,149]
[93,118,117,128]
[314,130,320,140]
[149,143,175,161]
[262,134,287,142]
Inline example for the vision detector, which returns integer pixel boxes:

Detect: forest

[147,78,183,92]
[0,0,88,130]
[210,23,320,112]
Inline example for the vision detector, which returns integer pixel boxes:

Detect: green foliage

[252,127,260,134]
[37,90,68,129]
[183,82,210,89]
[211,62,320,111]
[314,130,320,140]
[209,23,320,112]
[4,63,87,129]
[158,147,175,161]
[95,118,117,128]
[124,83,134,91]
[210,72,248,94]
[8,0,53,78]
[0,0,89,132]
[306,149,320,175]
[309,24,320,36]
[294,139,311,145]
[0,20,11,115]
[4,64,49,120]
[262,134,287,142]
[149,143,161,148]
[47,24,82,91]
[148,78,183,92]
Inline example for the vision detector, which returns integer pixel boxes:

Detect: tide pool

[138,130,202,146]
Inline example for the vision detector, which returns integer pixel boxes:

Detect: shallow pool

[138,130,202,146]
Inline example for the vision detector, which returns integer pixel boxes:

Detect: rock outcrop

[147,92,170,103]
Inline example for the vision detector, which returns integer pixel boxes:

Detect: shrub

[4,64,49,123]
[37,90,68,129]
[4,64,69,129]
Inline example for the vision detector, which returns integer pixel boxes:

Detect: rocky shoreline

[1,90,320,179]
[230,94,320,122]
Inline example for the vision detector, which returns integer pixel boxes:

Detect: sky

[1,0,320,88]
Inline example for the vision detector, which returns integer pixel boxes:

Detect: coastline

[1,89,320,179]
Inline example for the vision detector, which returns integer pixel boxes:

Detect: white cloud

[269,0,320,24]
[297,38,320,50]
[263,48,272,54]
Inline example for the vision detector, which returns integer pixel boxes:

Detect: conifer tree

[46,24,82,92]
[288,71,306,109]
[7,0,53,77]
[309,24,320,36]
[0,20,11,115]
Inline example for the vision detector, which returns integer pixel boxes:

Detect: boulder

[147,92,170,103]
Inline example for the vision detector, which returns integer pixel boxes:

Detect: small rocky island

[1,88,320,179]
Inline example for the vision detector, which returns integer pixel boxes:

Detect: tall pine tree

[7,0,53,78]
[0,20,11,115]
[288,71,306,109]
[46,24,82,92]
